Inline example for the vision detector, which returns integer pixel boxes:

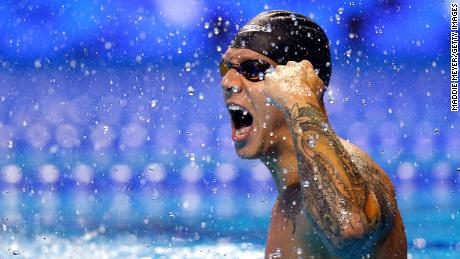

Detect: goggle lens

[220,59,272,82]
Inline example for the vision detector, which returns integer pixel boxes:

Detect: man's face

[221,48,289,159]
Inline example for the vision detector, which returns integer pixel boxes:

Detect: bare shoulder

[338,138,396,197]
[338,138,407,257]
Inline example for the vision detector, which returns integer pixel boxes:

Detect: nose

[222,84,242,99]
[222,70,243,98]
[226,85,242,93]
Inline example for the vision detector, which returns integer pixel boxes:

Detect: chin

[233,132,266,159]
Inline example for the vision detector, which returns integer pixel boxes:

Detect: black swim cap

[231,10,332,86]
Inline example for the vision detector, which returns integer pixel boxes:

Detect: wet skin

[221,48,407,258]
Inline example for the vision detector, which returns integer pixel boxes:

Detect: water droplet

[302,180,310,188]
[265,97,272,106]
[258,72,265,80]
[346,49,352,57]
[187,86,195,96]
[12,250,20,256]
[338,7,344,14]
[307,135,316,148]
[434,128,440,135]
[2,224,7,231]
[185,62,191,72]
[231,86,240,93]
[34,59,42,68]
[413,237,427,249]
[269,248,282,258]
[335,14,341,22]
[327,91,335,104]
[374,25,384,34]
[150,99,158,108]
[320,123,329,132]
[295,247,303,255]
[67,59,77,69]
[104,42,112,49]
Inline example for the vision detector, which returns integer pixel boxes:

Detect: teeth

[228,104,248,113]
[228,104,242,111]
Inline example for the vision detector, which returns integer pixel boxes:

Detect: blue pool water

[0,183,458,258]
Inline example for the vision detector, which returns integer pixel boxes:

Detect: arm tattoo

[285,103,370,248]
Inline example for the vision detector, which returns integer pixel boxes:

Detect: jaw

[235,116,291,160]
[227,98,287,160]
[234,140,261,159]
[233,122,265,159]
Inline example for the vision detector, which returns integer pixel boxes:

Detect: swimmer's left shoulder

[338,138,395,195]
[338,137,375,167]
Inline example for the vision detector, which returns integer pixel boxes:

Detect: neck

[260,102,327,196]
[260,140,299,195]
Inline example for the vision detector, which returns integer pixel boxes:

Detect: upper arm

[286,103,397,257]
[339,139,398,229]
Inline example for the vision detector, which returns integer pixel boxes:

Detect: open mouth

[228,104,254,142]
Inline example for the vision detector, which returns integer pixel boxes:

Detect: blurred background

[0,0,458,258]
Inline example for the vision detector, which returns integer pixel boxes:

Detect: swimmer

[220,11,407,258]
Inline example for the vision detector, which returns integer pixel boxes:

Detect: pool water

[0,183,458,258]
[0,234,264,259]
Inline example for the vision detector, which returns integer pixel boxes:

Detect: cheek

[246,83,266,107]
[266,107,285,125]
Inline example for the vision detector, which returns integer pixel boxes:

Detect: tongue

[233,124,252,142]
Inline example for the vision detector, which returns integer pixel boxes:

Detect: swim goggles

[219,59,273,82]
